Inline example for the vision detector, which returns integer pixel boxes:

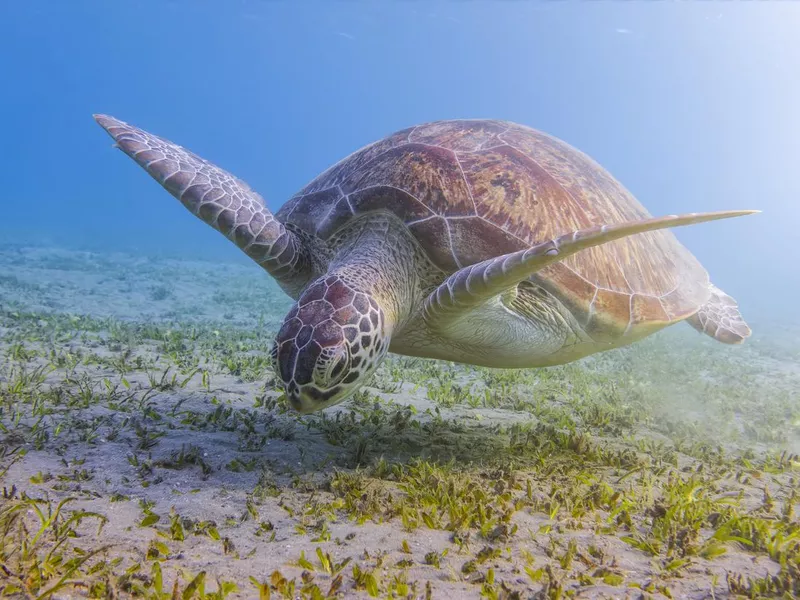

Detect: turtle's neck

[324,213,424,335]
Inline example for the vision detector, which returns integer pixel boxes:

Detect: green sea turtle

[94,115,755,413]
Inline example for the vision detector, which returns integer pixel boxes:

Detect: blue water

[1,0,798,320]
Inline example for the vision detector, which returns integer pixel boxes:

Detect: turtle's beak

[286,390,316,414]
[282,385,347,414]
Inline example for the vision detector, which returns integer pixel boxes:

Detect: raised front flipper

[423,210,758,331]
[686,283,751,344]
[94,115,310,289]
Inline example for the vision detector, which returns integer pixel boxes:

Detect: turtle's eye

[314,344,350,387]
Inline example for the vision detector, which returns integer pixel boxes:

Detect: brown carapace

[95,115,756,412]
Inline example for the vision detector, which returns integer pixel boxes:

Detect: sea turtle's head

[271,275,390,413]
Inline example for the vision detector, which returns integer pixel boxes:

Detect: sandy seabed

[1,242,799,599]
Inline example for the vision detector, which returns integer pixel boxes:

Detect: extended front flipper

[94,115,311,291]
[423,210,758,331]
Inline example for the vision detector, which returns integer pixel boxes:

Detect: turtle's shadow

[55,395,534,506]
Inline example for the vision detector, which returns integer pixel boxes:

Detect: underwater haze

[2,2,800,599]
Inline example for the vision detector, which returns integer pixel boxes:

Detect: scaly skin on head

[273,215,422,412]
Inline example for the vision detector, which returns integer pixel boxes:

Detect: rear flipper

[686,284,751,344]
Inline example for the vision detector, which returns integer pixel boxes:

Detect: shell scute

[316,197,354,238]
[408,120,510,152]
[339,144,474,217]
[537,263,598,320]
[446,216,525,268]
[301,127,415,195]
[458,144,594,246]
[630,294,671,327]
[660,284,708,321]
[585,288,632,342]
[407,217,458,271]
[285,187,344,234]
[347,186,432,226]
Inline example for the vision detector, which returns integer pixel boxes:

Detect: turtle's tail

[93,114,310,288]
[686,283,751,344]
